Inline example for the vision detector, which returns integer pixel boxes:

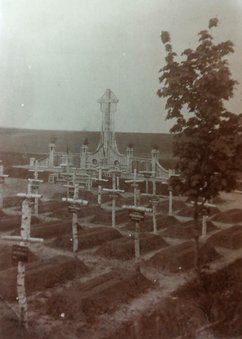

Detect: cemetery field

[1,178,242,338]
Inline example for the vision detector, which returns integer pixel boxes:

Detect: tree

[157,18,242,278]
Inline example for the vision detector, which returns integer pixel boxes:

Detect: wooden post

[151,199,159,234]
[103,171,124,228]
[62,183,88,254]
[168,186,173,216]
[123,205,152,264]
[134,221,140,261]
[2,193,43,328]
[125,168,144,206]
[94,167,108,206]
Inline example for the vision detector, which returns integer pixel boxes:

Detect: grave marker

[123,205,152,262]
[62,183,88,254]
[103,171,124,228]
[2,192,43,328]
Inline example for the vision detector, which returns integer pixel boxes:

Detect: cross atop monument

[98,89,119,159]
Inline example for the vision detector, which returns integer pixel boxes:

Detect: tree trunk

[193,199,201,281]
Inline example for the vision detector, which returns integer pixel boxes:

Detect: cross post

[2,192,43,328]
[62,183,88,255]
[103,171,124,228]
[125,168,144,206]
[122,204,152,265]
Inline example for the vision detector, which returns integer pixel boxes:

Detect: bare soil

[1,180,242,338]
[144,240,220,273]
[48,227,122,250]
[208,225,242,249]
[96,233,169,260]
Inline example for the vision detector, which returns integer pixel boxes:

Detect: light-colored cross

[62,183,88,255]
[139,171,155,194]
[141,193,161,234]
[2,192,43,328]
[122,204,152,263]
[93,167,108,206]
[125,168,144,206]
[28,161,43,216]
[102,171,124,228]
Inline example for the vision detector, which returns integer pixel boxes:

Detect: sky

[0,0,242,133]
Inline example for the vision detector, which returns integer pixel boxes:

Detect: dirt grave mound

[145,240,220,273]
[173,258,242,338]
[165,220,218,239]
[0,244,38,272]
[212,208,242,223]
[49,227,122,251]
[45,269,152,322]
[0,216,21,232]
[0,256,88,301]
[31,219,72,239]
[208,225,242,249]
[39,200,64,214]
[106,297,208,339]
[157,199,187,214]
[96,233,169,260]
[0,209,6,217]
[0,298,35,339]
[177,205,220,218]
[78,204,104,218]
[3,196,22,209]
[123,215,181,233]
[0,215,41,233]
[91,209,130,225]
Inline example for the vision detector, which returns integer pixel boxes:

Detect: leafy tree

[157,18,242,277]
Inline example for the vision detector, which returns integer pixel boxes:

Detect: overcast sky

[0,0,242,133]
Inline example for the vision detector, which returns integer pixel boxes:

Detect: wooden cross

[62,183,88,255]
[102,171,124,228]
[92,167,108,205]
[141,193,161,234]
[28,161,43,216]
[122,204,152,263]
[139,171,155,194]
[2,193,43,328]
[125,168,144,206]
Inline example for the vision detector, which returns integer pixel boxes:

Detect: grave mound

[165,220,218,239]
[0,215,40,233]
[123,215,181,232]
[0,216,21,232]
[49,227,122,250]
[157,200,187,214]
[31,219,72,239]
[96,233,169,260]
[208,225,242,249]
[212,208,242,223]
[0,244,38,271]
[0,256,88,301]
[2,196,22,209]
[78,205,104,218]
[177,205,220,218]
[39,200,64,214]
[45,269,151,322]
[0,209,6,217]
[173,258,242,338]
[145,240,220,273]
[91,209,129,225]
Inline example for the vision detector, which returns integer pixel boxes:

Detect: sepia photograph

[0,0,242,338]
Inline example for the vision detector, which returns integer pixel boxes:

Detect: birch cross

[125,168,144,206]
[62,183,88,255]
[2,192,43,328]
[102,171,124,228]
